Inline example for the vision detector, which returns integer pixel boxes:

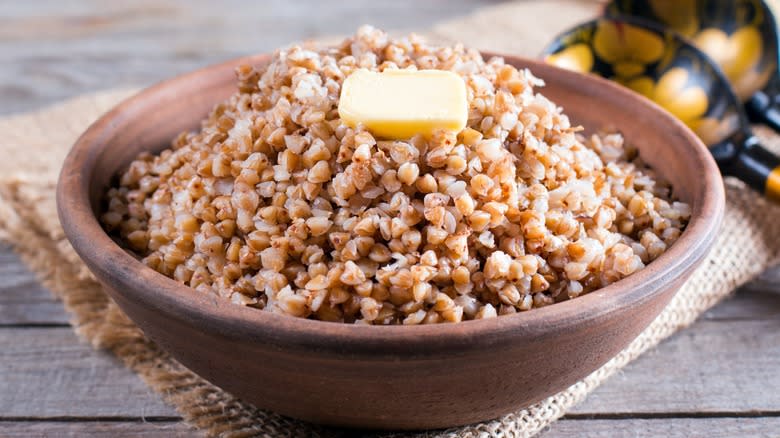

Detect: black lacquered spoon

[542,16,780,202]
[605,0,780,131]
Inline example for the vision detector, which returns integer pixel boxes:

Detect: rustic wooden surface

[1,1,779,436]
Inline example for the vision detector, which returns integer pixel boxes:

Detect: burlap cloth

[1,1,780,437]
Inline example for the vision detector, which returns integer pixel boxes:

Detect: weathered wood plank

[741,263,780,295]
[0,245,70,325]
[2,417,779,438]
[540,417,780,438]
[0,421,198,437]
[0,328,178,418]
[571,319,780,415]
[0,0,506,115]
[703,286,780,321]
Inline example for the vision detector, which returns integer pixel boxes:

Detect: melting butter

[338,69,468,139]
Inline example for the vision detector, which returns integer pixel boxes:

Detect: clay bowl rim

[57,53,725,358]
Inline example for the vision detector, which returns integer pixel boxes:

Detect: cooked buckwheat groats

[101,26,691,324]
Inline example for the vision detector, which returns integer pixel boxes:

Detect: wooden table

[2,2,779,436]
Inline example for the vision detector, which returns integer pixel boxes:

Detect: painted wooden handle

[726,137,780,202]
[767,166,780,202]
[746,91,780,134]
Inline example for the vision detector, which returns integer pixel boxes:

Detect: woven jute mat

[2,1,780,437]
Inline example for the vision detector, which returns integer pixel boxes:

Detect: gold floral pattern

[545,19,734,145]
[694,26,769,100]
[545,43,593,74]
[618,67,738,145]
[607,0,776,101]
[623,68,706,122]
[592,20,666,76]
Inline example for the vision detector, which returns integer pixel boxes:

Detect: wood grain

[0,422,198,437]
[0,244,69,325]
[540,418,780,438]
[571,319,780,415]
[0,0,505,115]
[703,287,780,320]
[742,265,780,296]
[2,417,778,438]
[0,328,178,418]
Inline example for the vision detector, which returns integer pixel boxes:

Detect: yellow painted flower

[545,43,594,73]
[649,0,699,38]
[623,67,738,145]
[625,68,707,122]
[693,26,769,100]
[621,67,734,144]
[593,20,666,78]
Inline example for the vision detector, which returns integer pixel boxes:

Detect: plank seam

[565,411,780,420]
[0,416,183,422]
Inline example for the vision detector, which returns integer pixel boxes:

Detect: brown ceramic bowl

[57,53,724,430]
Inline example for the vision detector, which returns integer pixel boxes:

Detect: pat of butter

[338,69,468,139]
